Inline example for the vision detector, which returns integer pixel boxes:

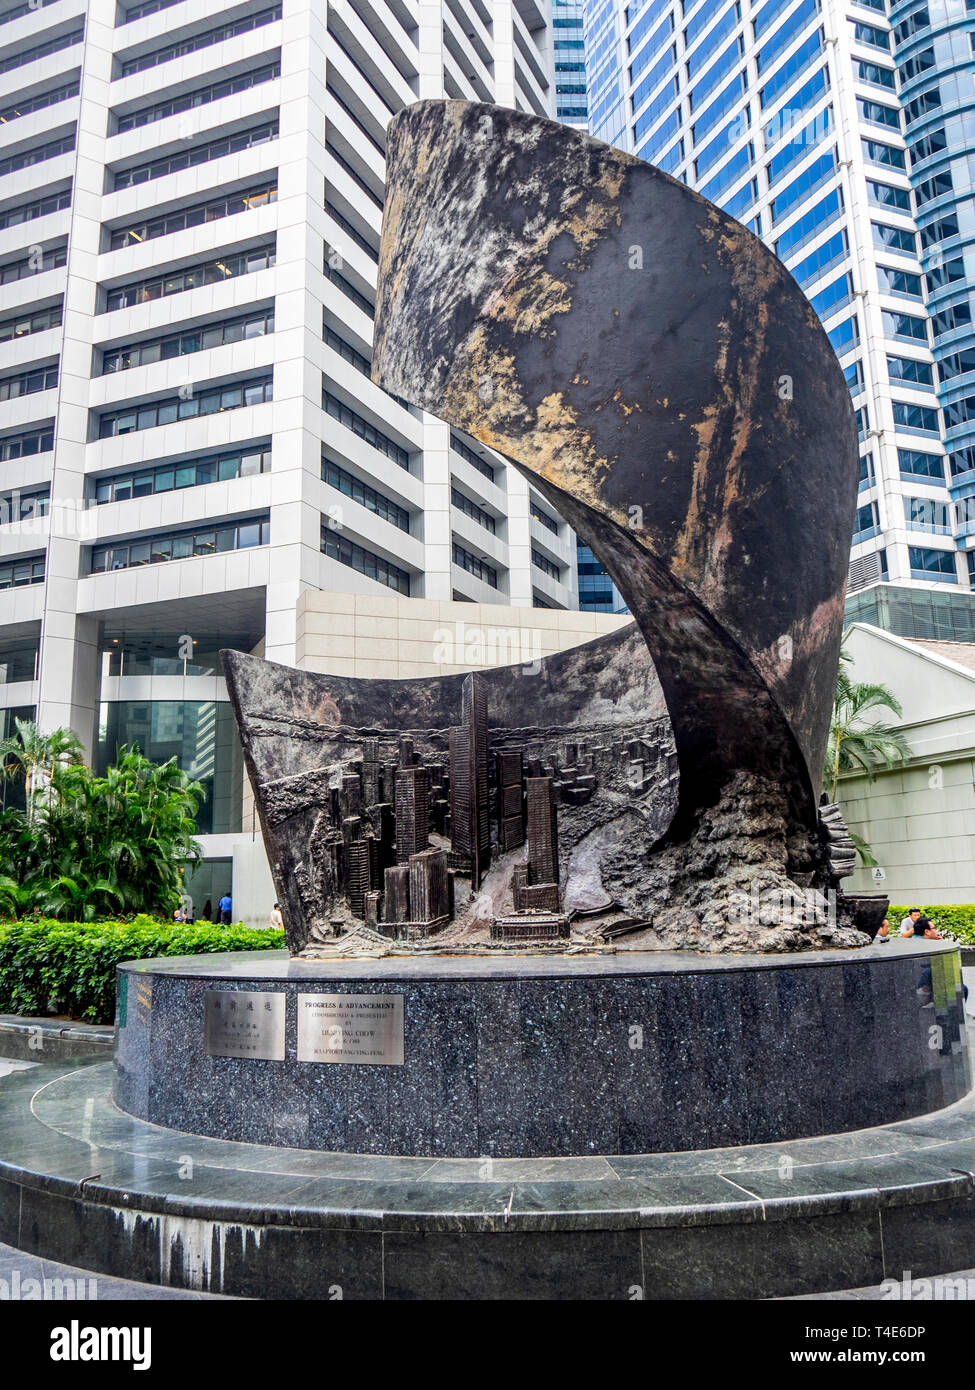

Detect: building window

[908,546,957,582]
[0,246,66,285]
[451,486,496,534]
[97,375,273,437]
[0,365,58,401]
[872,224,916,256]
[0,26,83,76]
[0,80,79,125]
[324,457,410,533]
[0,189,71,231]
[323,261,374,317]
[0,304,63,343]
[320,526,410,595]
[0,556,44,588]
[881,309,928,342]
[117,5,281,76]
[853,500,879,543]
[113,121,279,190]
[0,426,54,459]
[0,132,77,177]
[104,245,276,311]
[450,433,495,483]
[116,61,281,131]
[94,446,270,504]
[322,390,409,469]
[532,548,561,581]
[530,499,559,534]
[0,489,49,524]
[90,518,270,574]
[904,497,951,534]
[887,355,933,386]
[101,309,274,373]
[899,448,944,483]
[452,540,499,589]
[892,401,940,434]
[108,185,277,251]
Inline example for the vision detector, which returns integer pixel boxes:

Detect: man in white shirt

[900,909,921,938]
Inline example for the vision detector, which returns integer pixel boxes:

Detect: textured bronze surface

[222,101,865,955]
[372,100,858,840]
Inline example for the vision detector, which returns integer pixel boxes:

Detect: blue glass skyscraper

[574,0,975,640]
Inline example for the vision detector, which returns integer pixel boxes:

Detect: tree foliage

[0,720,203,920]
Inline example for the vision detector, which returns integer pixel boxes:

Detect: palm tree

[825,665,912,805]
[0,718,84,823]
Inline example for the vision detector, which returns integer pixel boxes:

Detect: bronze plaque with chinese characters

[204,990,286,1060]
[297,993,404,1065]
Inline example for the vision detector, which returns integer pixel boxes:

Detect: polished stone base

[114,942,970,1157]
[4,1058,975,1299]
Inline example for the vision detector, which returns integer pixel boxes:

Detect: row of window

[0,26,82,77]
[116,61,280,132]
[93,446,271,505]
[117,6,281,77]
[97,375,273,437]
[532,548,561,581]
[91,519,270,574]
[108,184,277,251]
[0,425,53,460]
[323,458,410,534]
[0,79,78,125]
[104,244,276,311]
[0,303,62,343]
[453,540,498,589]
[0,364,57,401]
[0,556,44,589]
[0,488,48,524]
[450,432,495,484]
[321,526,410,596]
[0,132,75,178]
[322,390,409,470]
[323,261,374,317]
[0,188,70,231]
[101,309,273,374]
[113,120,278,190]
[451,485,496,535]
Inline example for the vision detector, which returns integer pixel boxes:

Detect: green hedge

[889,905,975,943]
[0,917,285,1024]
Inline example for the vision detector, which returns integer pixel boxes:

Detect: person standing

[900,908,921,938]
[875,919,892,943]
[218,891,233,925]
[270,902,284,930]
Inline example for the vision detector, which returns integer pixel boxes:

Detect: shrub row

[888,905,975,942]
[0,917,285,1024]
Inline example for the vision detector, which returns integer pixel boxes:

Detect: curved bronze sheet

[372,100,858,836]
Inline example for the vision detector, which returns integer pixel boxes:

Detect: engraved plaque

[204,990,286,1060]
[297,993,404,1065]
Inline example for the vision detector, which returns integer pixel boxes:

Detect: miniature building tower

[526,775,559,889]
[496,748,525,851]
[449,672,491,888]
[394,765,430,863]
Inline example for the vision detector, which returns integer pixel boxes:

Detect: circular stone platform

[114,941,970,1157]
[4,1054,975,1299]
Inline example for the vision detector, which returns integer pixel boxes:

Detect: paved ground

[0,1058,38,1078]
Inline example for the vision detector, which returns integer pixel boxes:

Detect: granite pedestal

[114,941,970,1158]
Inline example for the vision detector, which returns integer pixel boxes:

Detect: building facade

[581,0,975,641]
[0,0,582,900]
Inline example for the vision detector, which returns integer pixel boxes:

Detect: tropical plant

[0,717,83,824]
[0,731,205,921]
[825,665,912,805]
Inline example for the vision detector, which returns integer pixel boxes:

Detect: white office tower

[583,0,975,643]
[0,0,573,898]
